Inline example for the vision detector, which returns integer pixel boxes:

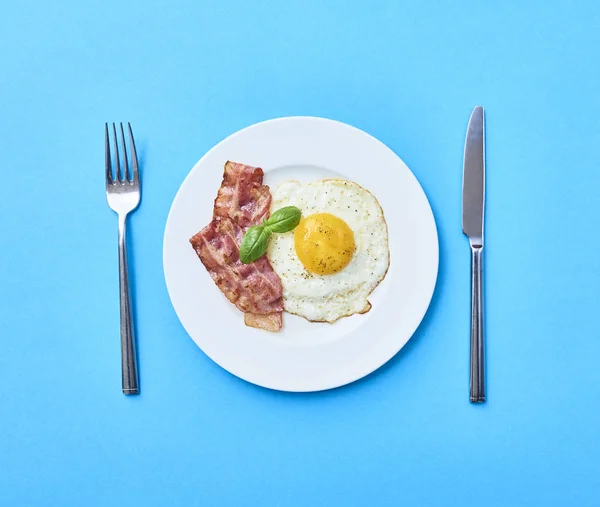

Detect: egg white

[266,179,389,323]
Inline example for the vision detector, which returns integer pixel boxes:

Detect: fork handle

[118,214,139,394]
[469,245,485,403]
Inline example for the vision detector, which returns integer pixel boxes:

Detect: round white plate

[164,116,438,392]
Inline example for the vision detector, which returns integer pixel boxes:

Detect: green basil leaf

[239,225,271,264]
[264,206,302,234]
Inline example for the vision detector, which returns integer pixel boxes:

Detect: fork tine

[128,123,139,183]
[112,123,122,182]
[105,123,113,184]
[119,123,130,182]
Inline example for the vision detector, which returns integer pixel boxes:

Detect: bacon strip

[213,161,272,227]
[190,217,283,315]
[243,312,283,332]
[190,162,283,331]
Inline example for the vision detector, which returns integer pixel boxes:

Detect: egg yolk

[294,213,355,275]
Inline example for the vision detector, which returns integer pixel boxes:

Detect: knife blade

[462,105,486,403]
[462,106,485,244]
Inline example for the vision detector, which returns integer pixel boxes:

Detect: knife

[462,106,486,403]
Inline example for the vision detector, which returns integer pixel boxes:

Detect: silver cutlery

[105,123,141,395]
[462,106,486,403]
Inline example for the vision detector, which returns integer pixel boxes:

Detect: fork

[105,122,140,395]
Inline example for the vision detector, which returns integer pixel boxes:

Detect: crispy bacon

[243,312,283,333]
[213,161,272,227]
[190,161,283,331]
[190,217,283,315]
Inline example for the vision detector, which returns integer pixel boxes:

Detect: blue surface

[1,1,599,505]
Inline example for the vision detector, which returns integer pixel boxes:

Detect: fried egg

[266,179,389,323]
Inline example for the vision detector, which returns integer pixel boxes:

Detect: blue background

[1,1,599,506]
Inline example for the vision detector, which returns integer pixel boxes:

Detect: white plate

[163,116,438,392]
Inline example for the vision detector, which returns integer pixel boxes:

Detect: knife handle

[470,245,485,403]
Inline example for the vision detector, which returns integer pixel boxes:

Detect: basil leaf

[239,207,301,264]
[264,206,302,233]
[239,225,271,264]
